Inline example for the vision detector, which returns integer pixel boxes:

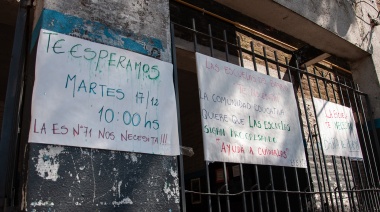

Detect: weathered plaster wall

[33,0,171,62]
[215,0,369,60]
[273,0,374,53]
[27,144,179,211]
[25,0,179,211]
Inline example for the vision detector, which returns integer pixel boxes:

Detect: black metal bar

[221,29,231,212]
[351,85,377,211]
[223,30,229,62]
[205,24,214,212]
[192,18,198,52]
[334,187,340,211]
[206,163,212,212]
[295,68,326,211]
[268,167,277,212]
[303,187,309,211]
[312,70,333,209]
[335,148,353,207]
[286,58,307,212]
[332,73,357,211]
[250,184,257,211]
[344,80,370,211]
[361,90,380,210]
[339,77,364,211]
[289,58,316,212]
[294,168,304,212]
[254,165,263,212]
[273,51,290,212]
[250,41,258,72]
[307,71,336,212]
[274,51,281,79]
[208,24,214,57]
[344,158,359,212]
[170,22,187,212]
[360,96,380,186]
[281,167,291,212]
[223,162,231,212]
[356,84,380,184]
[236,36,248,212]
[0,1,29,209]
[263,47,270,76]
[249,37,263,212]
[356,160,369,211]
[352,83,380,210]
[320,72,345,211]
[265,183,271,212]
[239,164,247,212]
[237,36,244,68]
[262,47,277,212]
[328,73,355,211]
[217,184,226,212]
[191,19,213,212]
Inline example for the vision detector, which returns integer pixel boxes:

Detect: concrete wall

[24,0,180,211]
[273,0,373,53]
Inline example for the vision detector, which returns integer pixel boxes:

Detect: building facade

[1,0,380,211]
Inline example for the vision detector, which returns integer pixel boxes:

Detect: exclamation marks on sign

[160,134,167,145]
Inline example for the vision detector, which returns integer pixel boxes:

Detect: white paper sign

[313,98,363,158]
[196,53,306,168]
[29,30,180,156]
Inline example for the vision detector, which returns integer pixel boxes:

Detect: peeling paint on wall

[112,197,133,206]
[31,9,169,62]
[27,144,180,211]
[30,200,55,207]
[170,167,178,178]
[163,170,180,204]
[34,145,65,181]
[130,153,138,162]
[27,0,178,210]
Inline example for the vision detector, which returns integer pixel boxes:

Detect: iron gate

[170,12,380,212]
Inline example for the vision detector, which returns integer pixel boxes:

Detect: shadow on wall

[280,0,357,35]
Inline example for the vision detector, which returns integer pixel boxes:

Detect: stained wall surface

[25,0,180,211]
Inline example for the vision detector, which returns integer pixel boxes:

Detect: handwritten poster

[29,30,180,156]
[313,98,363,158]
[196,53,306,168]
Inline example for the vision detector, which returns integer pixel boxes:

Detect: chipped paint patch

[130,153,138,162]
[35,145,65,181]
[163,178,180,204]
[170,167,178,178]
[30,200,55,207]
[117,181,122,198]
[76,173,81,183]
[112,197,133,206]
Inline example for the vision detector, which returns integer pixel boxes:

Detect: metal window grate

[171,17,380,212]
